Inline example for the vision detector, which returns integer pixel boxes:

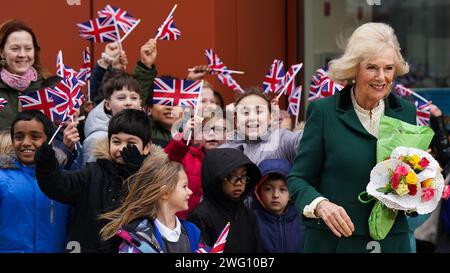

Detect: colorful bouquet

[368,146,444,215]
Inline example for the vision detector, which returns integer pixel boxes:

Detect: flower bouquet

[368,147,444,215]
[364,146,448,240]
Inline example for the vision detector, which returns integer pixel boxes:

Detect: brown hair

[235,87,271,113]
[0,19,45,75]
[99,156,184,241]
[101,69,142,99]
[0,129,13,154]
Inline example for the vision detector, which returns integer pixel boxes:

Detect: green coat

[287,85,416,253]
[0,74,60,130]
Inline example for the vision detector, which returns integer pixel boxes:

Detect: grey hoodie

[81,101,111,165]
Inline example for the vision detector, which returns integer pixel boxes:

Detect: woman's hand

[315,200,355,237]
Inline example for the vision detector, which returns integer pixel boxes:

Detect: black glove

[120,144,146,171]
[35,142,58,174]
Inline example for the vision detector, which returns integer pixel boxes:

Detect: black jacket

[430,115,450,176]
[36,139,165,253]
[187,148,263,253]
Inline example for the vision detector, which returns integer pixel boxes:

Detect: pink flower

[418,157,430,169]
[421,188,435,202]
[443,185,450,200]
[395,165,408,176]
[392,173,400,189]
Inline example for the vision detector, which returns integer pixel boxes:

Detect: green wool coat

[287,85,417,253]
[0,74,61,130]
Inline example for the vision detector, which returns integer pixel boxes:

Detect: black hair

[264,173,287,184]
[101,68,142,100]
[10,110,54,141]
[108,109,152,145]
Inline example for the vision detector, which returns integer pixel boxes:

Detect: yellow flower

[396,183,409,196]
[421,178,433,188]
[410,154,420,165]
[406,172,417,185]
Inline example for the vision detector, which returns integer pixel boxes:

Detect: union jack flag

[47,76,84,121]
[262,59,285,94]
[56,51,78,79]
[156,17,181,40]
[309,66,344,101]
[77,16,118,43]
[288,86,302,116]
[394,82,413,97]
[18,89,60,121]
[205,49,226,75]
[278,63,303,97]
[0,97,7,109]
[205,49,244,93]
[196,222,230,253]
[308,66,344,101]
[77,47,91,85]
[98,5,139,34]
[152,77,202,108]
[415,99,431,126]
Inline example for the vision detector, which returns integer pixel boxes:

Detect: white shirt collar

[154,217,181,242]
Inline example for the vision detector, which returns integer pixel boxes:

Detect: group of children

[0,32,306,253]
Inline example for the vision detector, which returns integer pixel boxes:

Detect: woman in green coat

[0,19,60,130]
[287,22,416,253]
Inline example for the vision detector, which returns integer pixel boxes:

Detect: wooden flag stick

[48,123,63,145]
[112,17,126,70]
[119,19,141,43]
[188,68,245,75]
[155,4,178,39]
[275,63,303,101]
[295,86,302,125]
[186,80,204,146]
[87,80,91,102]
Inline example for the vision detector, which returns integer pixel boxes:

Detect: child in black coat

[35,109,166,253]
[187,148,263,252]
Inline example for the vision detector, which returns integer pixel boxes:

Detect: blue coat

[248,196,304,253]
[0,154,68,253]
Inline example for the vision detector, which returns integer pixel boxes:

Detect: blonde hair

[328,22,409,83]
[99,156,184,241]
[0,129,13,154]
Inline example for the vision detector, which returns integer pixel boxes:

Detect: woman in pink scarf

[0,19,60,130]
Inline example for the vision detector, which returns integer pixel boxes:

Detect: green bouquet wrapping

[365,116,435,241]
[377,116,434,162]
[368,201,398,241]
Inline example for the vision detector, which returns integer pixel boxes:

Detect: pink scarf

[1,67,38,91]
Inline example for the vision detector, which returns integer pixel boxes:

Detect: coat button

[108,189,112,192]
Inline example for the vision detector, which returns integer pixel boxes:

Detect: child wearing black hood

[187,148,263,253]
